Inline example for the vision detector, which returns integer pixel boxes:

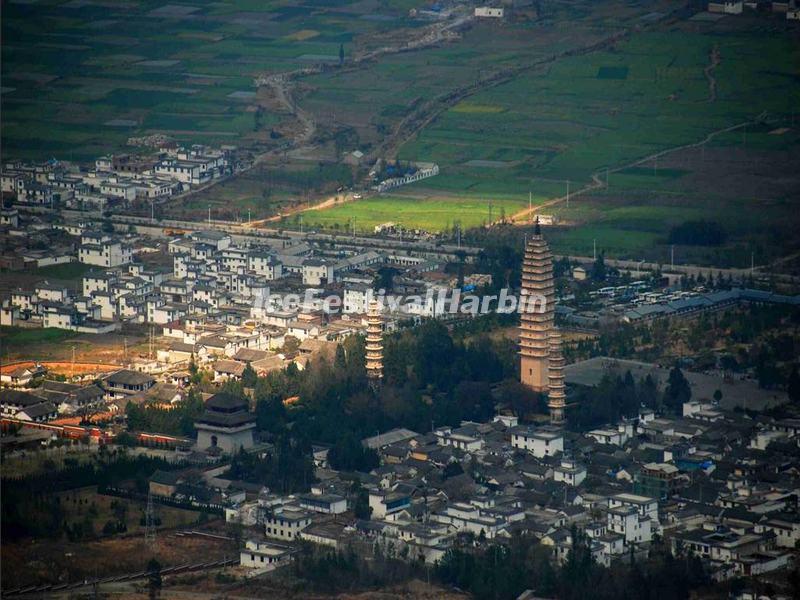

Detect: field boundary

[509,111,771,224]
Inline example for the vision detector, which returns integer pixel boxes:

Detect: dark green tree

[664,367,691,414]
[147,558,162,600]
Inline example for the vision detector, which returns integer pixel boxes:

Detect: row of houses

[1,144,232,211]
[708,0,800,19]
[0,369,159,422]
[219,391,799,577]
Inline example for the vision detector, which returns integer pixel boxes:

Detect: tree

[668,220,727,246]
[328,433,379,472]
[443,461,464,479]
[242,363,258,388]
[788,367,800,404]
[283,336,301,357]
[373,266,397,292]
[664,367,691,414]
[353,486,371,520]
[591,252,606,281]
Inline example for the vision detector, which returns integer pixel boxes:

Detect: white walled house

[240,540,292,570]
[369,489,411,520]
[155,160,207,185]
[475,6,504,17]
[510,426,564,458]
[99,179,136,201]
[435,428,484,452]
[35,283,69,303]
[10,290,36,311]
[302,259,335,286]
[297,493,347,515]
[607,506,652,545]
[587,426,628,446]
[265,509,312,542]
[79,239,132,267]
[249,253,283,280]
[608,493,659,522]
[553,458,587,487]
[343,285,372,314]
[90,291,117,320]
[83,273,116,297]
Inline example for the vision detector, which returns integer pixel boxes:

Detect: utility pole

[593,238,597,261]
[671,245,674,270]
[528,190,532,223]
[566,180,570,208]
[71,345,76,379]
[208,205,211,226]
[145,490,157,549]
[150,200,154,221]
[751,251,754,276]
[248,208,251,225]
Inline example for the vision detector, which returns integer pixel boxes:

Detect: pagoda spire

[547,328,566,424]
[519,229,554,392]
[365,299,384,388]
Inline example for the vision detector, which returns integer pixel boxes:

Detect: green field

[287,192,550,233]
[34,262,94,281]
[399,29,799,188]
[0,0,420,160]
[0,327,79,352]
[307,20,800,264]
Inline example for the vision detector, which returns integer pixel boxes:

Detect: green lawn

[34,262,94,281]
[284,193,549,233]
[0,327,79,352]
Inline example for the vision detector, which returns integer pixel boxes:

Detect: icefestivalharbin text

[252,287,547,316]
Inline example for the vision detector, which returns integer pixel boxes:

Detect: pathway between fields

[508,112,770,224]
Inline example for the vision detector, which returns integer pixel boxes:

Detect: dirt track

[1,360,121,375]
[509,113,771,224]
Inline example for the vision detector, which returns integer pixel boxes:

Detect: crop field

[399,28,799,189]
[543,124,800,265]
[0,0,421,160]
[307,16,799,259]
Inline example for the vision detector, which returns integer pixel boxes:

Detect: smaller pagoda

[365,299,384,388]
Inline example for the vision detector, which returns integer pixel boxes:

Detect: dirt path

[509,112,770,224]
[248,11,474,168]
[243,190,353,227]
[253,73,317,167]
